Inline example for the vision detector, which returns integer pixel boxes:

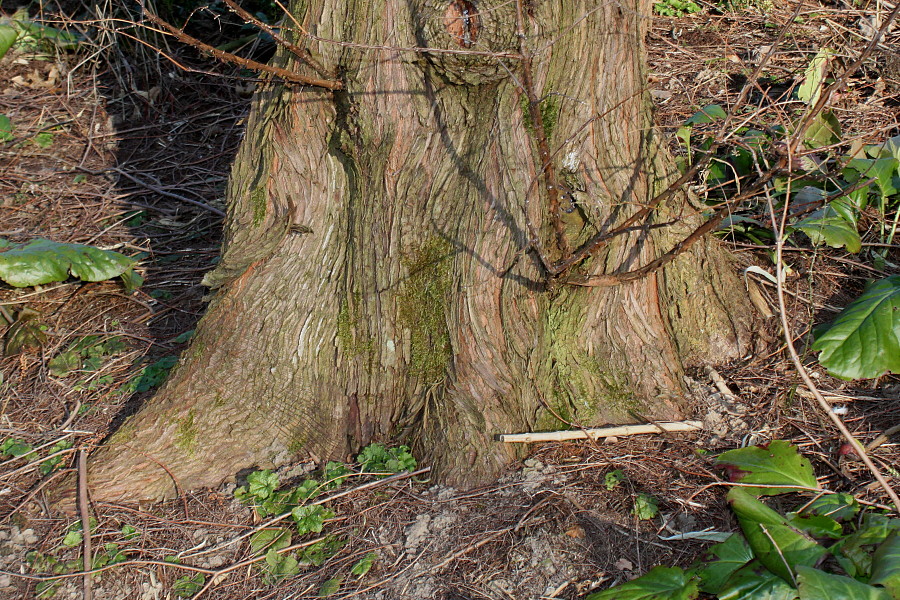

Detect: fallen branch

[498,420,702,443]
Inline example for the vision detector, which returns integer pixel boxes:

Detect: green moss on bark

[175,409,198,454]
[398,238,453,382]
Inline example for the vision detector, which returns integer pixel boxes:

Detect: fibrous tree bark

[75,0,756,502]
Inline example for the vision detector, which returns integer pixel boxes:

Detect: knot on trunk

[416,0,516,85]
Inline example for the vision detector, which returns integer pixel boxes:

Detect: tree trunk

[75,0,755,502]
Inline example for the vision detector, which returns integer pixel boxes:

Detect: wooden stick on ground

[498,420,703,443]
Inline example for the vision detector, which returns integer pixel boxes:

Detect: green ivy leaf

[62,529,82,547]
[586,566,699,599]
[350,552,378,577]
[697,534,754,594]
[249,528,291,556]
[727,488,826,584]
[263,548,299,582]
[605,469,626,491]
[803,494,859,521]
[796,565,891,600]
[797,48,831,105]
[0,238,136,287]
[633,493,659,520]
[48,350,81,377]
[1,437,34,458]
[292,505,332,535]
[172,574,205,598]
[716,440,818,495]
[869,532,900,598]
[791,205,861,253]
[812,276,900,380]
[319,576,343,597]
[121,524,140,540]
[247,470,279,500]
[718,561,799,600]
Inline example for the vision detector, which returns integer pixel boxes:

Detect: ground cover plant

[0,1,898,599]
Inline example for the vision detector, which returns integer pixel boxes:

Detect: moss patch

[519,92,560,140]
[398,238,453,381]
[337,293,375,361]
[250,185,267,227]
[174,409,198,455]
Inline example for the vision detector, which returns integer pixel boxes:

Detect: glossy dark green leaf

[812,276,900,380]
[787,514,843,539]
[716,441,818,495]
[586,566,699,600]
[870,532,900,598]
[728,488,827,583]
[796,565,891,600]
[803,494,859,521]
[719,561,799,600]
[0,238,136,287]
[846,158,899,198]
[791,205,862,253]
[698,534,754,594]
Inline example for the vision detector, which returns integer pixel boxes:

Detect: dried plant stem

[499,421,702,443]
[78,450,92,600]
[767,197,900,514]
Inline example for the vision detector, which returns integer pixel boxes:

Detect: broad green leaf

[249,528,291,555]
[319,576,343,596]
[728,488,827,583]
[0,238,136,287]
[0,25,17,61]
[791,205,861,253]
[697,534,754,594]
[350,552,378,577]
[802,493,859,521]
[719,562,799,600]
[797,49,831,106]
[121,525,139,540]
[804,112,841,149]
[870,532,900,598]
[846,158,899,198]
[830,513,900,579]
[0,114,13,141]
[812,276,900,380]
[586,566,699,600]
[716,441,818,495]
[796,565,891,600]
